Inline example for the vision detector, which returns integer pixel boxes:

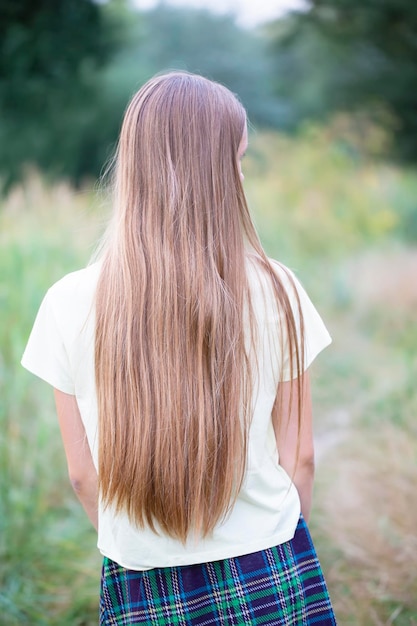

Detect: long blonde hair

[95,72,304,542]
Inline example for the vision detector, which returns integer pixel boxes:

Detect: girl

[22,71,336,624]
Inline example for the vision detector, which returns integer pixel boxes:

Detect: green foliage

[245,122,405,267]
[267,0,417,163]
[133,5,280,127]
[0,181,102,623]
[3,0,417,189]
[0,2,285,191]
[0,0,110,91]
[0,0,119,190]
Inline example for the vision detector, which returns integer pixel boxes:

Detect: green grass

[0,177,103,624]
[1,126,417,624]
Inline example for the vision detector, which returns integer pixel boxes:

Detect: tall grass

[311,248,417,626]
[1,125,416,624]
[0,176,104,624]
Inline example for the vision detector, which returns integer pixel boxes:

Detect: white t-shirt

[21,256,331,570]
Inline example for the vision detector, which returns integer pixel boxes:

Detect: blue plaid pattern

[100,516,337,624]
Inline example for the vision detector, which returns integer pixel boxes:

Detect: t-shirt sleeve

[275,265,332,382]
[21,289,75,394]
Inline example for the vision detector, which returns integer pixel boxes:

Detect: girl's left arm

[54,389,98,531]
[272,372,315,523]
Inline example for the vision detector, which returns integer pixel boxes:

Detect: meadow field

[1,125,416,625]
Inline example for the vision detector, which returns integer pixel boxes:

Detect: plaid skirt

[100,516,337,625]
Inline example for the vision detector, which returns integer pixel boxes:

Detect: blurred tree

[0,0,120,189]
[105,4,283,129]
[0,1,286,190]
[267,0,417,163]
[2,1,317,190]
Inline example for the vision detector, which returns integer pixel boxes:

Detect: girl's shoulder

[245,254,298,295]
[47,262,101,302]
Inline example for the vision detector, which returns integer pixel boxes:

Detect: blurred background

[1,0,416,623]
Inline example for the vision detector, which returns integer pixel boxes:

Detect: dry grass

[315,422,417,625]
[311,245,417,625]
[346,247,417,314]
[1,171,106,258]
